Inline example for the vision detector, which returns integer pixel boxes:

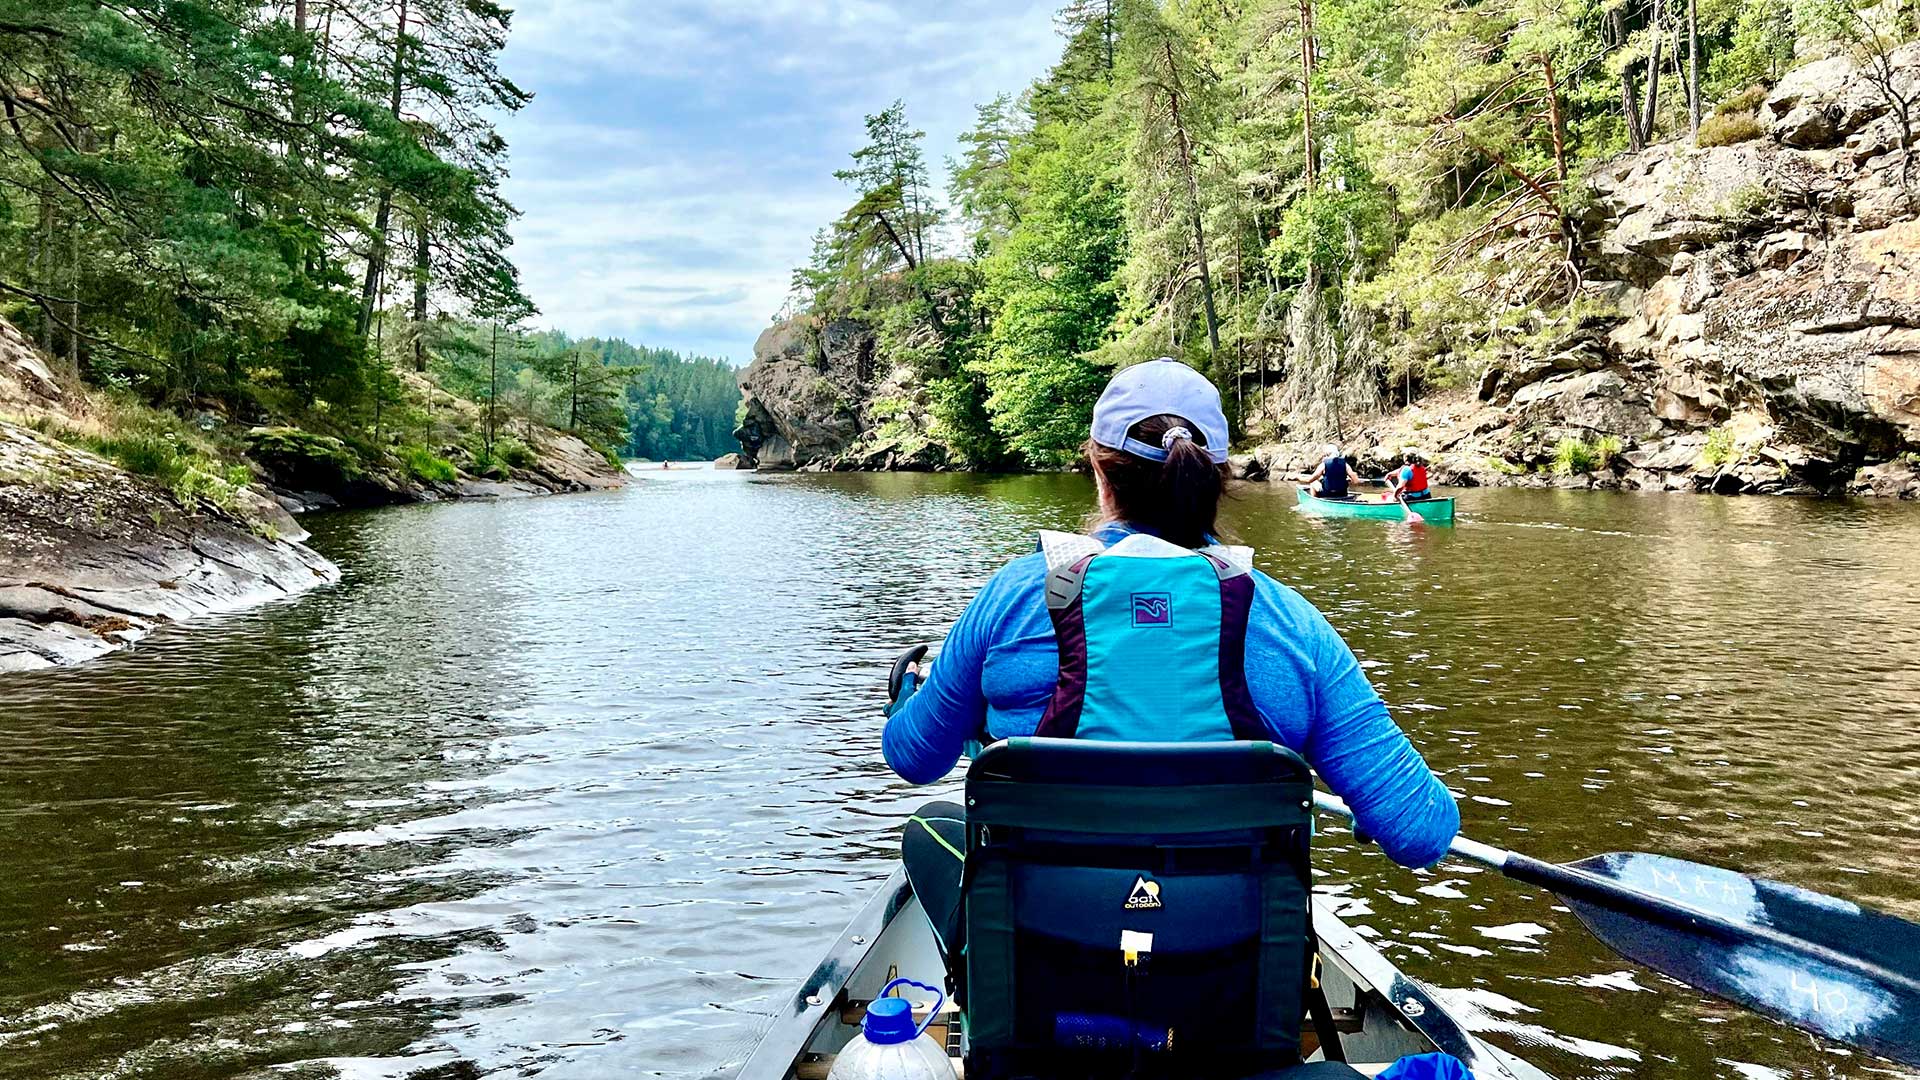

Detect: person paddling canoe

[1387,449,1432,502]
[880,358,1459,1010]
[1301,443,1353,499]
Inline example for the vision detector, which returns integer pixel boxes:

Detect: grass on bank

[399,444,458,484]
[1552,434,1623,475]
[11,393,257,513]
[1697,111,1765,147]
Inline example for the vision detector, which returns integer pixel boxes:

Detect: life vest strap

[1038,529,1105,570]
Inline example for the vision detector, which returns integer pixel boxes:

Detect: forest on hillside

[0,0,532,436]
[791,0,1911,467]
[0,0,739,482]
[421,323,739,462]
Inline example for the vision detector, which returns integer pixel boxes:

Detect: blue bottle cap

[862,997,916,1044]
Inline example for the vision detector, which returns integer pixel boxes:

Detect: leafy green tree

[1030,0,1125,124]
[1114,1,1227,364]
[975,119,1128,463]
[949,95,1033,242]
[796,102,941,312]
[1709,0,1796,94]
[0,0,531,454]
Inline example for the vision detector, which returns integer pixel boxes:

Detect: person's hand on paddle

[886,644,929,718]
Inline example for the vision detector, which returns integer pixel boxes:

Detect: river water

[2,468,1918,1080]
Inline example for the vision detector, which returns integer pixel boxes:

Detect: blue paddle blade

[1562,852,1920,1066]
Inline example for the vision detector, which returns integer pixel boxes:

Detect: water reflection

[0,472,1916,1079]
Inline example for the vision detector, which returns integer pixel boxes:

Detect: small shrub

[1485,455,1527,476]
[868,396,912,423]
[1701,427,1737,467]
[171,466,231,511]
[1724,182,1773,220]
[804,377,843,410]
[1593,435,1624,461]
[1552,437,1600,475]
[399,445,457,484]
[1716,85,1769,116]
[469,450,508,479]
[497,437,538,469]
[147,456,251,513]
[1697,111,1765,147]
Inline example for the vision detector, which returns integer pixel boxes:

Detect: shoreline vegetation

[0,314,629,671]
[734,0,1920,500]
[6,1,1920,664]
[3,1,734,499]
[0,0,727,667]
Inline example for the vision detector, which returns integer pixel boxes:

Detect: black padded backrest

[969,738,1312,829]
[962,738,1316,1079]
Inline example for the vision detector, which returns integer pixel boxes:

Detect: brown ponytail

[1088,413,1231,549]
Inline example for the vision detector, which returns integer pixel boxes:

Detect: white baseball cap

[1090,358,1230,464]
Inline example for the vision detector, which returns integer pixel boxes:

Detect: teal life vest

[1034,530,1268,742]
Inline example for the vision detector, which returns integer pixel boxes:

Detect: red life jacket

[1403,464,1429,493]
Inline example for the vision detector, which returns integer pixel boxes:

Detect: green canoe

[1296,487,1456,524]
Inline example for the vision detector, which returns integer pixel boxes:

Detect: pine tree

[1117,2,1225,363]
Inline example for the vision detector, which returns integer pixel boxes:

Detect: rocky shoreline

[0,320,626,673]
[0,417,339,671]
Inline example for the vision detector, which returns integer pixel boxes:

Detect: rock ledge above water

[0,419,340,672]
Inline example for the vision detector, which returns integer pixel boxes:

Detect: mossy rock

[246,426,363,489]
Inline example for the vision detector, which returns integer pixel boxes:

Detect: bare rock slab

[0,420,339,671]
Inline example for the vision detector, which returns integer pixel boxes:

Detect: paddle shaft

[1311,791,1920,997]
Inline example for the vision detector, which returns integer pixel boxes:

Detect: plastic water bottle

[826,978,953,1080]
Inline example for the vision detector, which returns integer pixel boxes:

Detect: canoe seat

[961,738,1332,1080]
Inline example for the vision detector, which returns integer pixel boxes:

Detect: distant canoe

[1296,487,1456,524]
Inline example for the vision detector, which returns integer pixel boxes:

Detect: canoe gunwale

[1310,895,1547,1079]
[1295,487,1456,523]
[738,868,913,1080]
[742,869,1553,1080]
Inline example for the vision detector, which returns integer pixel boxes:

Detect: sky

[494,0,1067,365]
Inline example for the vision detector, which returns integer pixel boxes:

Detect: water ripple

[0,475,1916,1079]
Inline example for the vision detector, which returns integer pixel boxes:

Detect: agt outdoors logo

[1125,875,1164,910]
[1131,593,1171,627]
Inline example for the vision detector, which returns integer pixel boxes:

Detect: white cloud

[492,0,1062,361]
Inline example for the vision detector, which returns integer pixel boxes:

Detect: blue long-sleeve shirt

[882,523,1460,868]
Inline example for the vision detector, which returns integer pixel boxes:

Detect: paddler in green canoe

[1300,443,1353,500]
[1386,449,1432,502]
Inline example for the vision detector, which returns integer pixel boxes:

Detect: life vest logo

[1124,876,1164,910]
[1131,593,1171,627]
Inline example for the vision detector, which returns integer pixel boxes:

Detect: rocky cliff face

[1248,45,1920,499]
[734,315,949,471]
